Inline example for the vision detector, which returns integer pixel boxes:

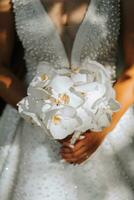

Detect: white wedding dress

[0,0,134,199]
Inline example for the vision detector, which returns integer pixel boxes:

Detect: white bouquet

[17,60,120,144]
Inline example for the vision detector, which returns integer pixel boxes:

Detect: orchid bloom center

[80,92,86,96]
[59,93,70,104]
[40,74,48,81]
[51,114,62,125]
[71,67,80,74]
[50,93,70,105]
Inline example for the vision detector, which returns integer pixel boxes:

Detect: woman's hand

[60,130,106,164]
[60,66,134,164]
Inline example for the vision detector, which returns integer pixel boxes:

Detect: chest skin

[40,0,90,60]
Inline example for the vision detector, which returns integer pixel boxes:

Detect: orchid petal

[30,75,49,88]
[82,59,109,78]
[60,106,76,117]
[28,87,51,100]
[50,75,73,93]
[76,107,92,132]
[49,122,69,139]
[108,98,121,112]
[71,73,87,85]
[74,82,106,95]
[67,91,84,108]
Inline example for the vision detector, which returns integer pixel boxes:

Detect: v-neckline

[36,0,92,68]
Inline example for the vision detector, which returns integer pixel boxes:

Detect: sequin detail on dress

[2,1,134,200]
[12,0,120,83]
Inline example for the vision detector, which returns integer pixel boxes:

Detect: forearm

[102,64,134,135]
[0,65,27,109]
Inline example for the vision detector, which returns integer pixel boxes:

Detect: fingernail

[69,144,74,149]
[79,135,85,140]
[60,159,66,163]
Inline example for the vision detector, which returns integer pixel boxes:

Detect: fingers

[61,140,98,164]
[62,137,88,152]
[61,144,90,158]
[61,145,92,164]
[61,135,90,164]
[76,154,90,164]
[61,147,72,153]
[63,152,90,164]
[60,131,105,165]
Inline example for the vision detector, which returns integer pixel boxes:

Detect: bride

[0,0,134,199]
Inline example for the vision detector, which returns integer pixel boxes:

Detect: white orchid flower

[27,86,52,100]
[30,62,56,88]
[45,106,82,139]
[70,60,109,86]
[17,60,121,142]
[49,75,84,108]
[81,59,109,81]
[17,98,42,127]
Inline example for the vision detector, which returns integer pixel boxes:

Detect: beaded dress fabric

[0,0,134,199]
